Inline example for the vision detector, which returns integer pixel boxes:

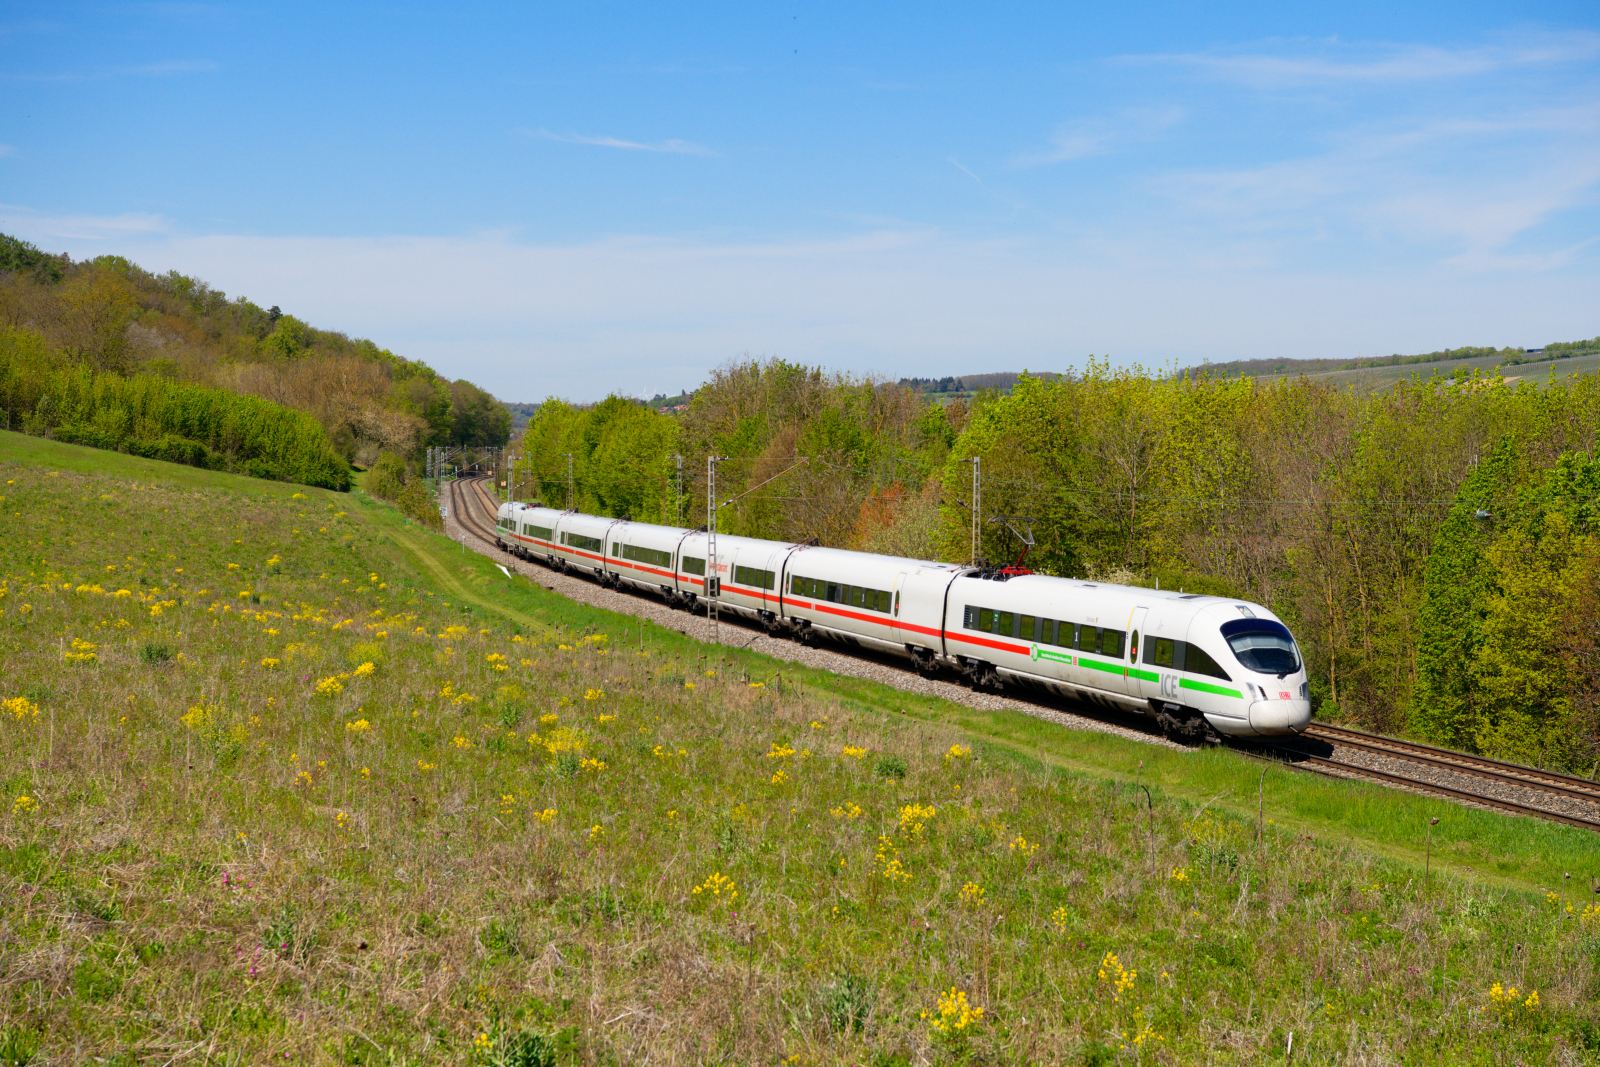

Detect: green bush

[367,450,441,529]
[1,327,349,489]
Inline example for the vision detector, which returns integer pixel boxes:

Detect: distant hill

[898,372,1063,397]
[0,232,509,466]
[1176,337,1600,381]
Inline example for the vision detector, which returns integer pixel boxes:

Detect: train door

[1124,606,1150,694]
[889,572,909,644]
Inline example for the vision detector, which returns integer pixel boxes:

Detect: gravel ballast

[1284,740,1600,825]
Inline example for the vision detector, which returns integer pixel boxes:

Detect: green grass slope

[2,431,1599,1063]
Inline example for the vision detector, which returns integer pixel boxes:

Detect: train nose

[1249,699,1312,736]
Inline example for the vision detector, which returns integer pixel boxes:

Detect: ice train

[494,500,1311,739]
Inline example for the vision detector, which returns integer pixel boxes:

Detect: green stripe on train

[1079,657,1124,676]
[1179,678,1244,699]
[1127,667,1159,683]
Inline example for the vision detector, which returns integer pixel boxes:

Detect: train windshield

[1220,619,1301,676]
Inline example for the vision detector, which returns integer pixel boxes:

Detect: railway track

[443,475,1600,833]
[1261,724,1600,831]
[1305,723,1600,801]
[447,475,504,550]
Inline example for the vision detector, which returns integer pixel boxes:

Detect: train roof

[997,574,1221,601]
[789,544,965,572]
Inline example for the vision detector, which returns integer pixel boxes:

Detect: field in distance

[2,432,1599,1064]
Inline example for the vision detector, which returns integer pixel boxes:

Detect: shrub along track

[442,475,1184,751]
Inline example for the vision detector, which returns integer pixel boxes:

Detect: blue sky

[3,2,1598,401]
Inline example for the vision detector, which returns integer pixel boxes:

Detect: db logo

[1278,691,1292,700]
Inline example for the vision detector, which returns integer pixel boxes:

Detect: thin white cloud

[0,205,169,240]
[521,127,716,157]
[1015,107,1184,166]
[1155,103,1600,265]
[1132,33,1600,88]
[947,158,980,183]
[127,59,217,75]
[0,144,15,158]
[3,58,216,81]
[143,4,223,17]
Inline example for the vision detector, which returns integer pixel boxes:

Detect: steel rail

[449,477,507,551]
[1291,730,1600,807]
[1265,750,1600,832]
[1306,723,1600,798]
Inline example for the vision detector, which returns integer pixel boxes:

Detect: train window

[1020,614,1038,641]
[976,608,994,632]
[624,544,673,568]
[525,524,553,540]
[734,565,775,590]
[996,611,1014,637]
[1100,629,1125,657]
[681,557,706,576]
[566,533,603,553]
[1224,626,1300,674]
[1184,643,1231,681]
[1148,638,1177,669]
[612,543,620,556]
[878,589,891,612]
[894,591,900,617]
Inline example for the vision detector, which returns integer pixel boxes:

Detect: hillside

[2,431,1598,1062]
[898,371,1064,400]
[0,233,510,468]
[1176,336,1600,383]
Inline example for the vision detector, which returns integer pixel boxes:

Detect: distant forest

[898,371,1063,395]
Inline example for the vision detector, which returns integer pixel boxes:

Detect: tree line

[518,354,1600,770]
[0,234,509,480]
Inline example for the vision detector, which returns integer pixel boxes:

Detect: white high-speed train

[494,500,1311,739]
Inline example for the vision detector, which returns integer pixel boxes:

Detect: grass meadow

[3,433,1600,1065]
